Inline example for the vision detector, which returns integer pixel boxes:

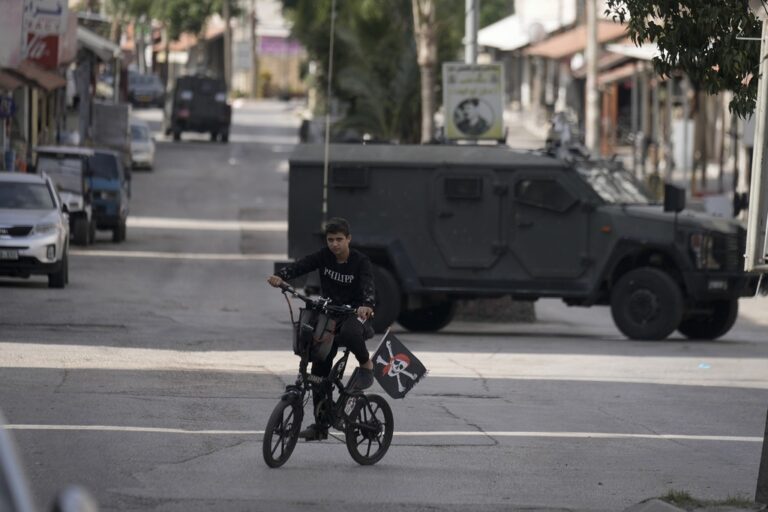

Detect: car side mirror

[61,203,69,214]
[663,184,686,213]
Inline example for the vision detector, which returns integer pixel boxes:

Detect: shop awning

[605,42,659,61]
[598,62,640,86]
[8,61,66,91]
[77,26,122,62]
[478,15,566,52]
[524,21,627,59]
[0,71,24,91]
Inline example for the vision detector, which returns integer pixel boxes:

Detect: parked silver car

[130,118,155,170]
[0,172,70,288]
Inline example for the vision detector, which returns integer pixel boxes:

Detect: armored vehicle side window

[444,177,482,200]
[515,179,576,212]
[332,166,369,188]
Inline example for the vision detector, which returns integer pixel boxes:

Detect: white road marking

[69,250,286,261]
[1,342,767,390]
[4,425,761,443]
[127,217,287,231]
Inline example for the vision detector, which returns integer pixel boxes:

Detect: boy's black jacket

[276,248,376,308]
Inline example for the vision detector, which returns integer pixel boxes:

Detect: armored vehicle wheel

[73,217,89,246]
[345,394,393,466]
[610,267,683,340]
[172,130,181,141]
[398,301,455,332]
[262,399,302,468]
[371,265,401,333]
[678,299,738,340]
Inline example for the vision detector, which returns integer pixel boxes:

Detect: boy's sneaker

[298,423,328,441]
[347,367,374,391]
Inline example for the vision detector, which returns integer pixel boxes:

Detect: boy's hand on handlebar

[267,275,284,288]
[357,306,374,321]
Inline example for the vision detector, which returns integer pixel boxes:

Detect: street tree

[605,0,762,118]
[280,0,512,142]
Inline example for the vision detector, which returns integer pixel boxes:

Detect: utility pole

[746,0,768,273]
[250,0,259,98]
[585,0,599,154]
[223,0,232,91]
[464,0,478,64]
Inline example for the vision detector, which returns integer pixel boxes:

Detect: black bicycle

[262,283,394,468]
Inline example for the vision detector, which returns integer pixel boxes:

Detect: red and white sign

[22,0,68,69]
[26,32,59,68]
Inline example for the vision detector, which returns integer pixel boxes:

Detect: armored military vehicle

[280,144,764,341]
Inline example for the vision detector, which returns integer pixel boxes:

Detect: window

[131,125,150,141]
[88,153,119,179]
[37,156,83,194]
[332,166,369,188]
[0,182,56,209]
[515,179,576,212]
[444,177,483,199]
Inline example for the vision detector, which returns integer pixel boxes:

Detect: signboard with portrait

[442,62,505,141]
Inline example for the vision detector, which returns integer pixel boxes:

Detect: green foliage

[480,0,514,28]
[605,0,762,117]
[282,0,466,142]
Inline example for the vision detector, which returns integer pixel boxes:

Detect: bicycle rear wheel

[345,394,393,465]
[263,399,302,468]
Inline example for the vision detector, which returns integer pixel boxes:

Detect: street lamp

[745,0,768,273]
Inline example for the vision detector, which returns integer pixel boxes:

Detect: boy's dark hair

[324,217,350,237]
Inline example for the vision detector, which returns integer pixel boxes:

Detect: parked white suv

[0,172,70,288]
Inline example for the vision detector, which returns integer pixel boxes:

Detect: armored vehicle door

[431,170,503,268]
[511,171,591,279]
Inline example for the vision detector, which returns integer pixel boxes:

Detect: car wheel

[678,299,739,340]
[610,267,684,340]
[112,218,127,243]
[221,131,229,143]
[173,130,181,142]
[210,131,218,142]
[48,251,67,288]
[371,265,401,334]
[73,217,89,246]
[398,300,456,332]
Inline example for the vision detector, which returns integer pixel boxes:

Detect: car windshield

[36,156,83,193]
[131,124,150,141]
[576,165,653,205]
[0,182,56,209]
[88,153,119,179]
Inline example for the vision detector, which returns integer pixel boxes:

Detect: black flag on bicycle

[371,330,427,399]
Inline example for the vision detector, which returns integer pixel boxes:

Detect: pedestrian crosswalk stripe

[127,217,287,231]
[4,425,761,443]
[69,250,286,261]
[2,342,767,390]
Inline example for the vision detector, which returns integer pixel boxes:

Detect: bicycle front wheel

[263,399,302,468]
[345,394,393,465]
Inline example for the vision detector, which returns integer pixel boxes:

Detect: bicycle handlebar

[278,283,357,315]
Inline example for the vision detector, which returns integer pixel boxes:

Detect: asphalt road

[1,100,767,512]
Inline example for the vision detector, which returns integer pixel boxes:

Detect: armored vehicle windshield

[576,164,653,205]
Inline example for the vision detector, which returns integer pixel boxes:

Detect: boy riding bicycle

[267,217,376,440]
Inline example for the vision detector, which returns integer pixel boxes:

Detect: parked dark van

[88,149,130,242]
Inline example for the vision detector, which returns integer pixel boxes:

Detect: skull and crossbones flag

[371,330,427,399]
